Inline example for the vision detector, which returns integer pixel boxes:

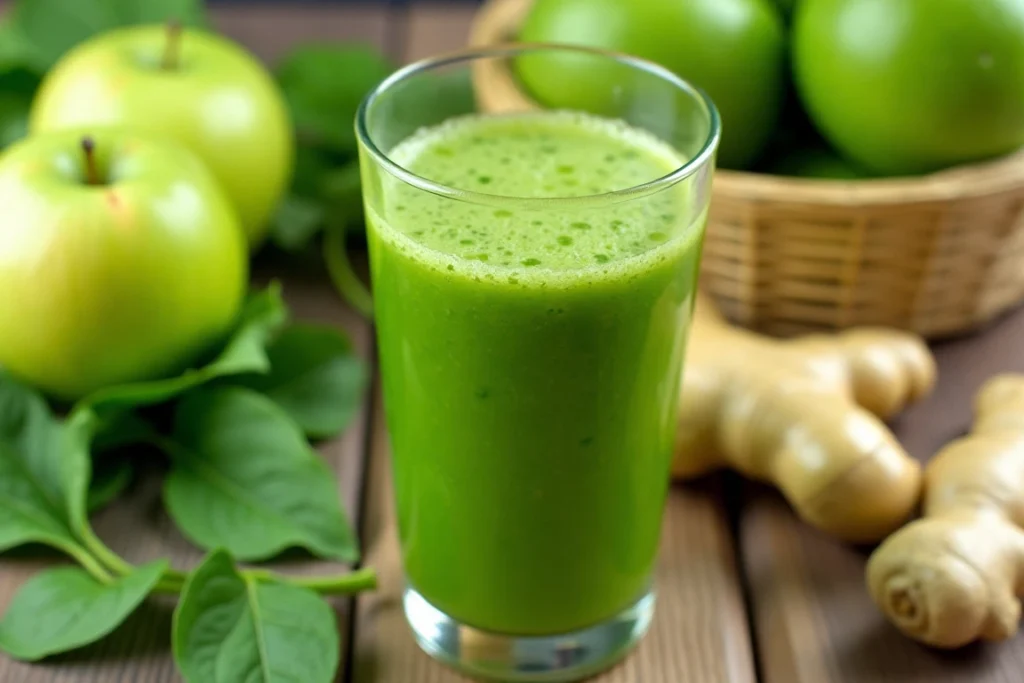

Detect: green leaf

[269,194,326,252]
[173,550,340,683]
[78,285,288,416]
[0,20,45,73]
[242,324,368,439]
[8,0,207,71]
[0,372,88,554]
[0,66,39,149]
[163,387,358,562]
[0,560,166,661]
[106,0,208,27]
[87,458,134,514]
[320,159,365,233]
[276,44,393,154]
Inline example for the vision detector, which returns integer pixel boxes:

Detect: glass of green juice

[356,44,719,681]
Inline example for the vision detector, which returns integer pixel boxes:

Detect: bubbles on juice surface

[381,110,697,278]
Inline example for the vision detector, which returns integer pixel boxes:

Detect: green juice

[366,111,705,635]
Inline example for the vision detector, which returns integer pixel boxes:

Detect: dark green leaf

[0,372,88,554]
[291,144,340,199]
[276,44,393,154]
[242,324,368,439]
[269,195,325,252]
[0,560,166,661]
[173,550,340,683]
[8,0,207,71]
[91,410,157,454]
[163,387,358,562]
[78,285,288,416]
[320,160,365,233]
[0,66,39,149]
[0,93,30,148]
[0,21,44,73]
[107,0,208,27]
[87,459,134,514]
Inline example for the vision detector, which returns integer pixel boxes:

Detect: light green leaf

[242,324,368,439]
[78,285,288,416]
[0,560,166,661]
[173,550,340,683]
[0,372,88,554]
[163,387,358,562]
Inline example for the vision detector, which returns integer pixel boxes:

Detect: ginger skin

[867,375,1024,648]
[674,297,935,542]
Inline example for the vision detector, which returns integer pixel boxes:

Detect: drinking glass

[356,44,719,682]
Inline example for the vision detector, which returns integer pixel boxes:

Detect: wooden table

[3,3,1024,682]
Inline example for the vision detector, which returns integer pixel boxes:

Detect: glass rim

[355,42,722,207]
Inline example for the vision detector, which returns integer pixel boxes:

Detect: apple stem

[161,20,182,70]
[81,137,101,185]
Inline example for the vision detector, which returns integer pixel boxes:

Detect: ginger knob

[674,296,935,543]
[867,375,1024,648]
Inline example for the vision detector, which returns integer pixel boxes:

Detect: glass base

[403,585,655,682]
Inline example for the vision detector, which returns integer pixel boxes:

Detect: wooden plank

[212,2,391,64]
[740,304,1024,683]
[402,2,477,62]
[0,2,391,677]
[350,5,756,682]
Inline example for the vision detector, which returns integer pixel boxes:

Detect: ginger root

[674,297,935,542]
[867,375,1024,648]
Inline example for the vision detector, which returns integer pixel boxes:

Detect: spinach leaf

[173,550,340,683]
[269,194,326,252]
[0,66,39,150]
[78,285,288,416]
[320,159,365,233]
[0,20,44,74]
[276,44,393,154]
[0,560,166,661]
[8,0,207,71]
[87,458,134,514]
[270,150,367,252]
[163,387,358,562]
[242,324,368,439]
[0,372,87,555]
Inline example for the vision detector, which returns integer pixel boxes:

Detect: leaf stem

[323,226,374,319]
[64,543,114,584]
[147,564,377,597]
[249,566,378,595]
[79,526,135,577]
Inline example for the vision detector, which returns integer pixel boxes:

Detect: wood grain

[739,304,1024,683]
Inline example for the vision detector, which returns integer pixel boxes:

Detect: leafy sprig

[0,283,373,683]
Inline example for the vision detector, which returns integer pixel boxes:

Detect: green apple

[0,129,248,401]
[30,24,293,248]
[517,0,787,170]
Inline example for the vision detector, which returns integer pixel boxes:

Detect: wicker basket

[469,0,1024,338]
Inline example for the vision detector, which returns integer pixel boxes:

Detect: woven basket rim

[470,0,1024,207]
